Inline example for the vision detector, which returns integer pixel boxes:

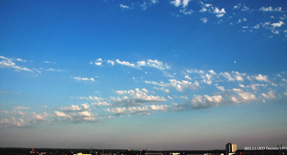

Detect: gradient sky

[0,0,287,150]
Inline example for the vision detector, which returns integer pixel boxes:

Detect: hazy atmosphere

[0,0,287,150]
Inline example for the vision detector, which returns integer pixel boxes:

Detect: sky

[0,0,287,150]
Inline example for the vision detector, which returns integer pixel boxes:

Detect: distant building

[145,153,163,155]
[226,143,237,155]
[73,153,91,155]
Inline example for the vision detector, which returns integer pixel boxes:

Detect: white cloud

[55,111,71,119]
[209,70,216,75]
[191,94,223,109]
[77,96,102,101]
[107,60,115,65]
[43,61,55,64]
[251,83,267,90]
[259,6,282,12]
[151,0,158,4]
[15,58,27,62]
[72,76,95,82]
[14,106,30,110]
[215,84,225,91]
[145,80,170,87]
[120,4,130,9]
[46,68,66,72]
[201,17,208,23]
[60,105,81,112]
[185,75,192,80]
[170,0,181,7]
[186,69,204,74]
[170,0,190,8]
[169,79,198,91]
[32,112,48,122]
[271,21,284,28]
[116,59,136,68]
[154,87,170,94]
[146,59,170,70]
[94,62,102,66]
[253,74,268,82]
[106,107,126,115]
[262,91,276,100]
[128,106,149,114]
[149,105,170,111]
[221,72,235,81]
[78,111,92,117]
[182,0,190,8]
[213,7,226,18]
[233,71,245,81]
[0,56,32,72]
[202,73,213,85]
[137,61,146,66]
[81,103,90,110]
[0,117,26,127]
[92,101,110,106]
[233,88,257,102]
[113,88,166,106]
[146,79,198,92]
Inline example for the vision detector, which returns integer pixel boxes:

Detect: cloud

[262,90,276,100]
[213,7,226,18]
[77,96,103,101]
[81,103,90,110]
[107,60,115,65]
[112,88,166,106]
[120,4,130,9]
[191,94,223,109]
[14,106,30,110]
[105,107,126,115]
[233,88,257,102]
[55,111,72,120]
[202,73,213,85]
[150,105,170,111]
[170,0,181,7]
[0,56,32,72]
[170,79,199,91]
[116,59,136,68]
[146,59,170,70]
[146,79,199,92]
[46,68,66,72]
[201,17,208,23]
[90,58,103,66]
[199,2,226,18]
[233,3,250,12]
[253,74,268,82]
[55,104,96,122]
[92,101,110,106]
[221,72,235,81]
[271,21,284,28]
[233,71,245,81]
[72,76,95,82]
[215,84,225,91]
[31,112,48,123]
[15,58,27,62]
[170,0,191,9]
[128,106,150,115]
[259,6,282,12]
[0,117,26,127]
[43,61,55,64]
[60,105,81,112]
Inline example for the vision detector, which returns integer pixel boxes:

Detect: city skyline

[0,0,287,150]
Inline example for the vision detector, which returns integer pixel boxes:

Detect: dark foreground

[0,147,286,155]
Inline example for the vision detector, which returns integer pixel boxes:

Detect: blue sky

[0,0,287,150]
